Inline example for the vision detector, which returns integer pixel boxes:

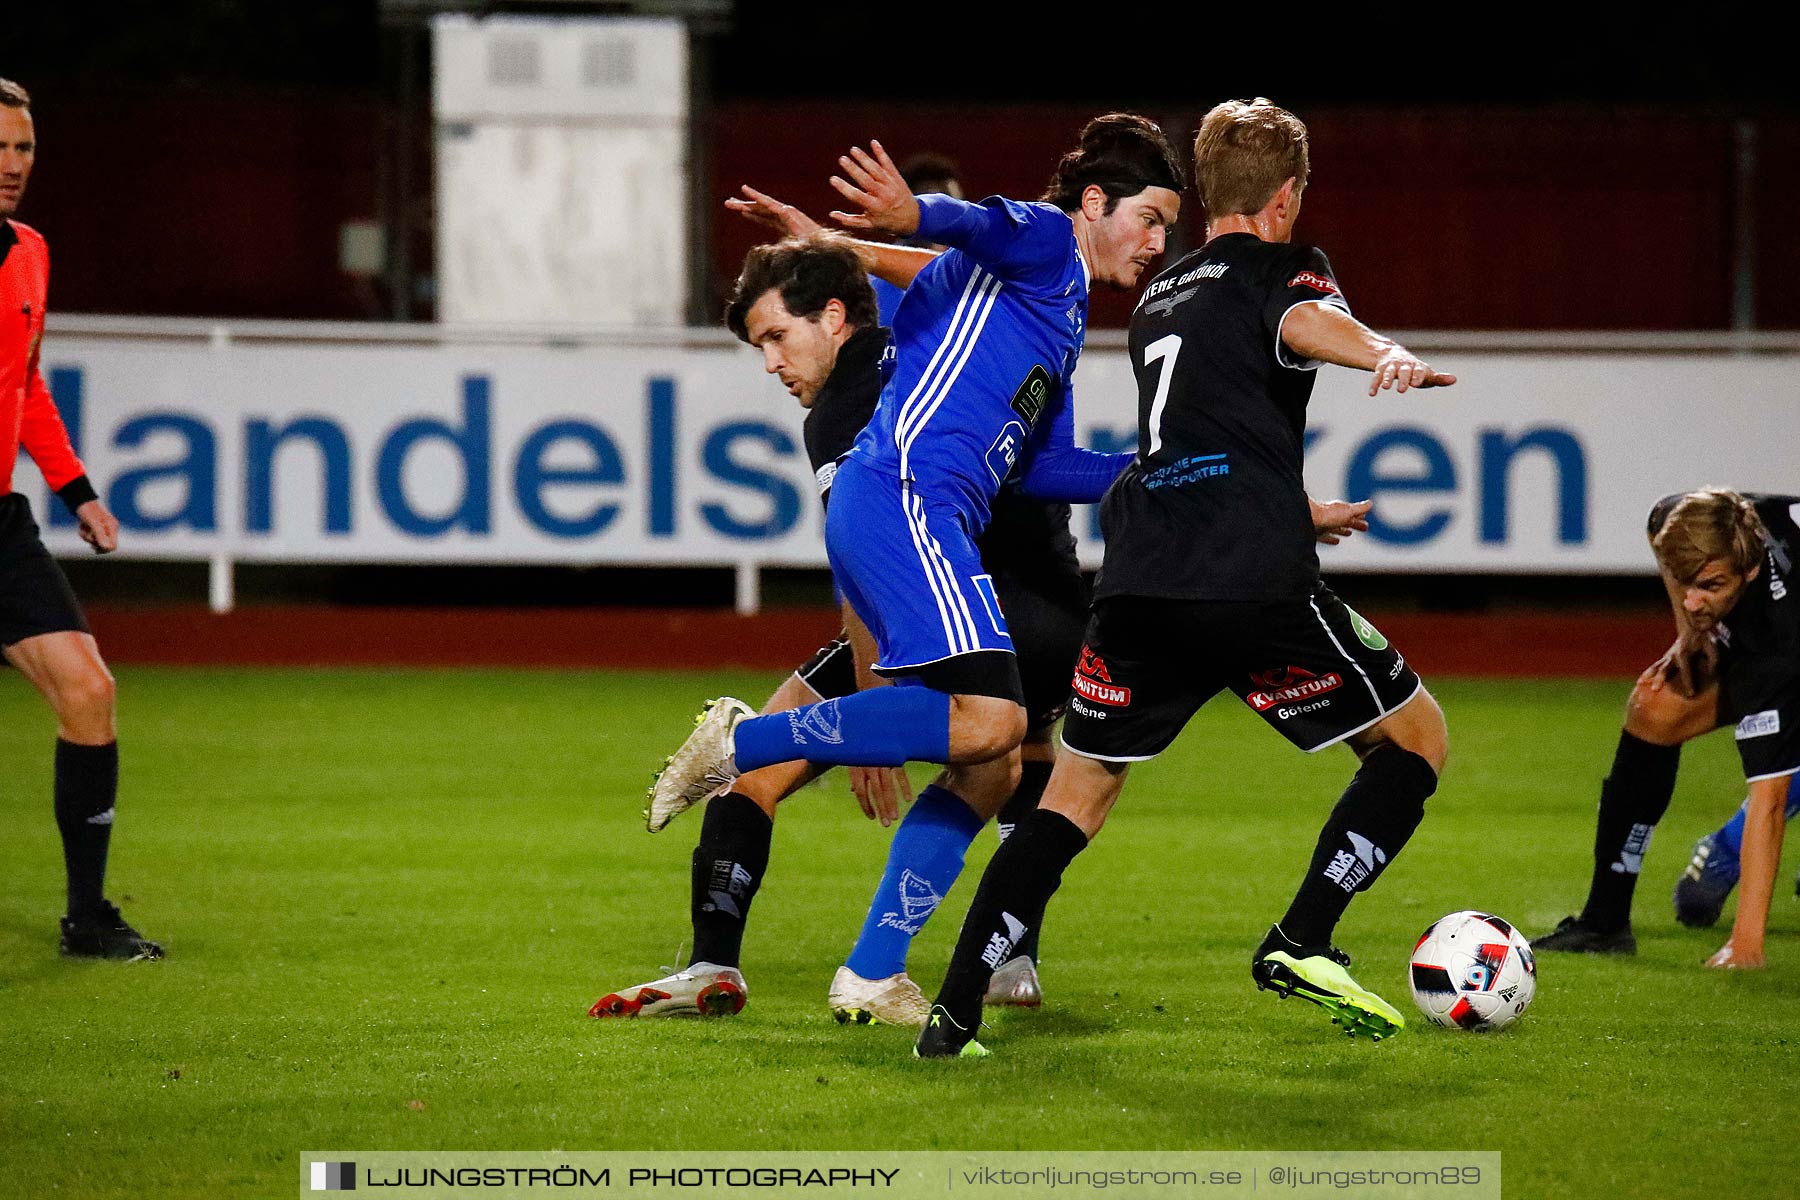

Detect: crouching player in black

[593,232,1089,1022]
[918,98,1455,1057]
[1535,489,1800,969]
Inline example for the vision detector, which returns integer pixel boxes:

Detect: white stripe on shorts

[1309,595,1385,710]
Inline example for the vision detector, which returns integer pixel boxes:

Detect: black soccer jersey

[802,325,892,504]
[1650,493,1800,779]
[1094,233,1349,602]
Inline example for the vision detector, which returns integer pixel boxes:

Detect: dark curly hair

[724,233,879,343]
[1040,113,1183,214]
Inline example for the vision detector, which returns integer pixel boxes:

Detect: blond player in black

[919,98,1456,1057]
[1536,489,1800,969]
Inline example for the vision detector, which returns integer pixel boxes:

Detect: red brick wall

[21,90,1786,330]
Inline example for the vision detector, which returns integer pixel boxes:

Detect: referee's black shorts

[0,493,90,649]
[1061,585,1421,762]
[794,561,1089,736]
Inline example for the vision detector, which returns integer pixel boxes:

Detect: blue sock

[731,687,952,773]
[1714,775,1800,858]
[844,785,985,979]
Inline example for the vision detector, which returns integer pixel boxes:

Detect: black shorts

[792,563,1087,729]
[795,632,857,701]
[1719,654,1800,784]
[995,562,1089,733]
[0,494,90,649]
[1061,586,1422,761]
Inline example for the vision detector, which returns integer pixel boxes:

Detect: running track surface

[78,605,1672,678]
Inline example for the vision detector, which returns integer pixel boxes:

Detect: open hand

[1370,348,1456,397]
[1706,940,1765,969]
[827,140,920,237]
[848,765,913,827]
[1649,630,1719,699]
[723,185,824,239]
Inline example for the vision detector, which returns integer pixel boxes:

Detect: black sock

[935,808,1088,1031]
[996,758,1053,962]
[688,792,773,969]
[1579,732,1680,932]
[54,739,118,919]
[1279,745,1437,948]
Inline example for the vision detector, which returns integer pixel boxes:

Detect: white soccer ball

[1408,910,1537,1031]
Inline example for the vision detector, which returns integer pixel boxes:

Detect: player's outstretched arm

[1281,303,1456,396]
[727,184,825,238]
[1706,774,1790,969]
[725,185,938,289]
[829,141,1063,283]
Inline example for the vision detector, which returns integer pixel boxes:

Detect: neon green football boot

[1252,924,1405,1041]
[913,1005,991,1058]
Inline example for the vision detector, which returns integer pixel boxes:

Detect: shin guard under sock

[1279,745,1437,948]
[1581,732,1681,931]
[54,740,118,918]
[996,758,1053,962]
[689,792,773,969]
[844,785,984,980]
[731,687,952,772]
[935,809,1088,1031]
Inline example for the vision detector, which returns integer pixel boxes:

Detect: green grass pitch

[2,667,1797,1197]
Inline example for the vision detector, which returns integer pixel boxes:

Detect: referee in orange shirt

[2,79,160,960]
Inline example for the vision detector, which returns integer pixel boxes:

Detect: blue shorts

[826,458,1021,700]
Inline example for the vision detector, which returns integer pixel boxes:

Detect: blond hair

[1653,488,1765,582]
[1193,97,1309,217]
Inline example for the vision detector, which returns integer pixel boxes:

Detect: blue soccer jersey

[846,194,1129,529]
[826,194,1130,678]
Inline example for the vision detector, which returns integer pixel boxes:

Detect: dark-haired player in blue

[650,116,1184,992]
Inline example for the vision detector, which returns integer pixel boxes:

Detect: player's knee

[949,695,1027,761]
[993,703,1029,758]
[55,667,116,742]
[1622,679,1694,745]
[1413,692,1450,775]
[1365,688,1448,776]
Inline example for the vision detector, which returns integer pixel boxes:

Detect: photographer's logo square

[310,1162,356,1191]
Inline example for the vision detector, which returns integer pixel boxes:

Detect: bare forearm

[1659,568,1697,638]
[1282,303,1456,396]
[1281,303,1395,371]
[1729,778,1789,952]
[851,241,937,289]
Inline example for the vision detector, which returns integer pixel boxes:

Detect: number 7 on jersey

[1142,333,1182,455]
